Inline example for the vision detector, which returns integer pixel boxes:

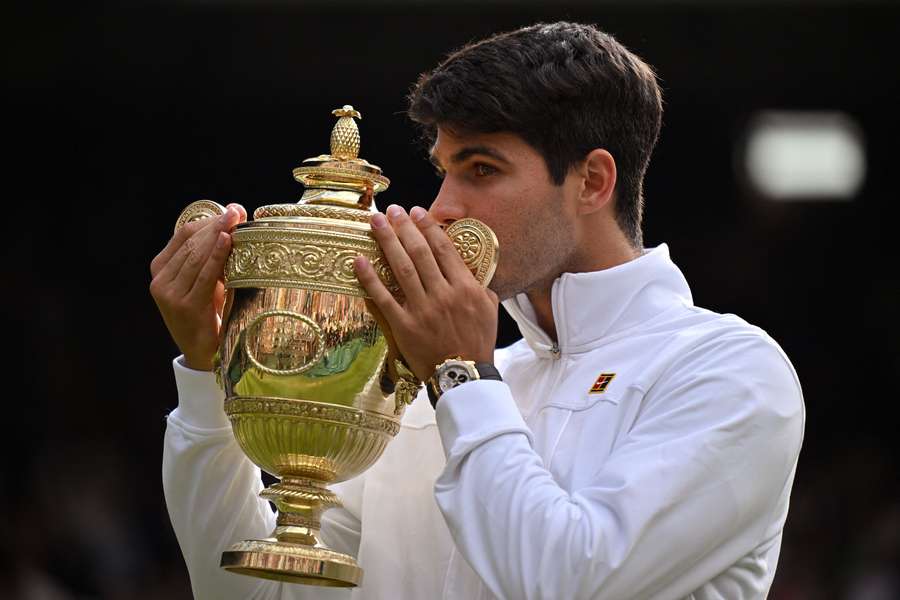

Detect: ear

[576,149,617,216]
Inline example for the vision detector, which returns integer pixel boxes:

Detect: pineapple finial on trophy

[330,105,362,160]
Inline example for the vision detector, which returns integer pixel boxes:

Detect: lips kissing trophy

[173,106,498,588]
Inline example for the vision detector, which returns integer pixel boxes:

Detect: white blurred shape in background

[742,111,866,201]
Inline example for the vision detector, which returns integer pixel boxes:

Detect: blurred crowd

[2,418,897,599]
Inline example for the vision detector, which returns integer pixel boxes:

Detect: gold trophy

[173,106,498,587]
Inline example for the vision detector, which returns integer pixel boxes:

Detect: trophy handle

[174,200,232,387]
[174,199,226,233]
[242,310,326,376]
[445,218,499,288]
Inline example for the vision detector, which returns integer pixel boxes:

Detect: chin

[488,276,520,303]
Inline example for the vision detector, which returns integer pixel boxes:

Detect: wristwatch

[427,357,502,408]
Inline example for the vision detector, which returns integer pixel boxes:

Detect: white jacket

[163,244,804,600]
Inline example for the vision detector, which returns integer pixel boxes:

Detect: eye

[474,163,498,177]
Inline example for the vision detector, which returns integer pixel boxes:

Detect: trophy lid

[284,105,390,211]
[251,105,389,221]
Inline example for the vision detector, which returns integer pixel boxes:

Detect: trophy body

[174,107,497,587]
[217,214,400,587]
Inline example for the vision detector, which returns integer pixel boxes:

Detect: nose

[428,180,467,227]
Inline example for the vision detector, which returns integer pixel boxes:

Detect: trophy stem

[262,477,342,546]
[220,477,363,586]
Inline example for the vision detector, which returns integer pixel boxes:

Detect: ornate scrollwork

[225,397,402,437]
[446,218,499,287]
[225,227,400,297]
[253,204,372,222]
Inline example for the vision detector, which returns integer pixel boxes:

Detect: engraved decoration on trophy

[173,105,499,588]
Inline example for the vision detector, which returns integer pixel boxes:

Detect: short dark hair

[408,22,663,248]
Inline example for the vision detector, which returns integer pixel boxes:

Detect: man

[152,22,804,599]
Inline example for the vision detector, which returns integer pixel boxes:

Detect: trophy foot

[221,538,362,587]
[221,477,361,586]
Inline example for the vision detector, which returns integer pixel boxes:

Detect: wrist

[182,354,214,372]
[426,357,502,409]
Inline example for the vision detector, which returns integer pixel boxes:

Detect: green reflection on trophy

[174,106,498,587]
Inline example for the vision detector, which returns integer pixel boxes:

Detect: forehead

[430,127,539,164]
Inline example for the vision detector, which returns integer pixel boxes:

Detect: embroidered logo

[589,373,616,394]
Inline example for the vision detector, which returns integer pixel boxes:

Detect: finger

[166,207,240,295]
[187,231,232,304]
[226,203,248,223]
[413,208,474,284]
[150,216,215,278]
[387,205,446,293]
[151,217,214,285]
[355,255,405,323]
[370,209,426,302]
[154,203,243,278]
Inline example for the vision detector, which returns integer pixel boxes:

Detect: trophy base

[221,538,362,587]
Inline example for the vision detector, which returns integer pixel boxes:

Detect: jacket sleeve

[432,334,805,600]
[162,357,358,600]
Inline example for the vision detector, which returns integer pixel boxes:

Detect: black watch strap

[474,362,503,382]
[428,362,503,409]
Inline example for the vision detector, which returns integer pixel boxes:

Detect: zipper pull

[550,342,561,358]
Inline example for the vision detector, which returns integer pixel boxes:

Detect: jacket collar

[501,244,694,358]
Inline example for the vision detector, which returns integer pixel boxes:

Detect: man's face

[428,127,582,301]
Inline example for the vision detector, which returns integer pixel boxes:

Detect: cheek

[502,196,567,264]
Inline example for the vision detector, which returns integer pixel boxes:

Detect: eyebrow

[429,145,511,169]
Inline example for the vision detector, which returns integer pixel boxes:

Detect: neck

[525,237,639,343]
[526,285,558,342]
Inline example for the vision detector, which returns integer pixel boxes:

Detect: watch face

[438,363,474,392]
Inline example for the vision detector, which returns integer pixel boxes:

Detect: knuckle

[186,218,209,233]
[433,294,453,312]
[172,296,193,313]
[396,261,417,279]
[408,242,431,261]
[183,241,203,266]
[176,221,198,241]
[433,238,457,260]
[149,255,161,276]
[433,232,455,250]
[192,269,210,286]
[213,234,230,254]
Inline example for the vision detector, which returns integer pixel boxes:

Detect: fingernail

[371,213,387,229]
[221,207,236,223]
[410,206,426,222]
[354,255,369,271]
[386,205,404,219]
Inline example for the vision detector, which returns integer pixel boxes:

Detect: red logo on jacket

[589,373,616,394]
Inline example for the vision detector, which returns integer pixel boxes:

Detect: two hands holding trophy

[150,106,499,587]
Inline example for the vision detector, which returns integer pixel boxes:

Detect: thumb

[226,203,249,224]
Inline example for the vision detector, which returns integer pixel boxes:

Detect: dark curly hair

[408,22,663,249]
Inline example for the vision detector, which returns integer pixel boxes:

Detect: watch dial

[439,367,470,392]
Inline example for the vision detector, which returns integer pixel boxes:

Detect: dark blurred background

[5,1,898,598]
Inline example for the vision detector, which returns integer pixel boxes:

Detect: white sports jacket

[163,244,804,600]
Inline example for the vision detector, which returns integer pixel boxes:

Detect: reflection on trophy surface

[173,105,498,587]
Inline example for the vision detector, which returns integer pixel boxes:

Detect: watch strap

[474,362,502,382]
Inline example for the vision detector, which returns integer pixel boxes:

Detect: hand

[149,204,247,371]
[354,204,499,382]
